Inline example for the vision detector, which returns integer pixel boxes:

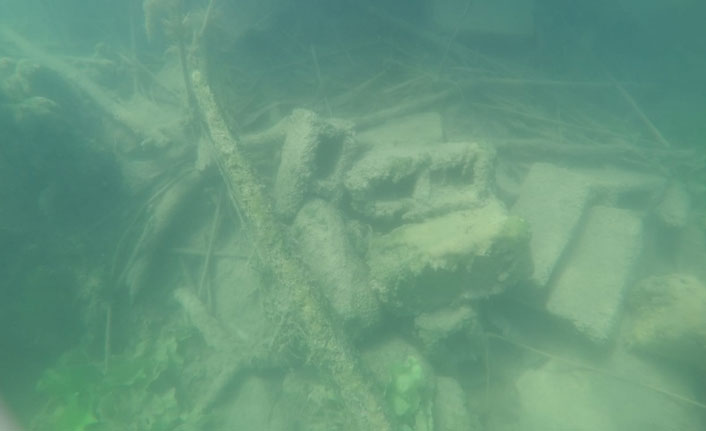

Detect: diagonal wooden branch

[190,69,394,431]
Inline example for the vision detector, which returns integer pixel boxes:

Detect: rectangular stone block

[512,163,592,287]
[547,206,643,343]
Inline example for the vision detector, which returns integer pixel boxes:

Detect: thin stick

[452,75,637,89]
[117,53,181,102]
[483,332,490,409]
[196,0,216,44]
[612,79,671,148]
[487,333,706,411]
[469,99,629,139]
[437,0,473,77]
[310,45,324,91]
[198,189,223,305]
[360,2,508,74]
[330,68,389,107]
[112,171,187,281]
[169,247,246,259]
[128,0,139,94]
[103,304,112,375]
[179,255,197,289]
[176,33,198,112]
[353,89,453,130]
[381,74,427,95]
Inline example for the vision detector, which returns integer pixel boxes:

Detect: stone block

[274,109,354,220]
[624,273,706,372]
[369,200,532,314]
[414,305,481,365]
[292,199,381,336]
[512,163,593,287]
[655,181,691,228]
[547,206,643,343]
[433,377,481,431]
[511,351,703,431]
[576,166,664,204]
[345,141,495,224]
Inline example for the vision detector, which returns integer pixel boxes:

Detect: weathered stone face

[624,273,706,372]
[344,141,496,226]
[546,206,644,344]
[368,200,532,315]
[339,128,532,316]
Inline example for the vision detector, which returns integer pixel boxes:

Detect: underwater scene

[1,0,705,430]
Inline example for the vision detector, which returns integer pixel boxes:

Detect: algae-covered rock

[511,162,593,288]
[414,304,481,365]
[362,337,435,431]
[507,349,704,431]
[623,273,706,372]
[546,206,644,344]
[344,144,428,224]
[277,370,349,431]
[415,305,477,349]
[655,181,691,228]
[274,109,355,220]
[369,200,532,314]
[344,142,495,225]
[292,199,381,336]
[433,377,481,431]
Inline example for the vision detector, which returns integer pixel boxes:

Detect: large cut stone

[369,200,532,314]
[624,273,706,372]
[509,350,703,431]
[292,199,381,336]
[274,110,354,220]
[345,141,495,224]
[547,206,643,343]
[512,163,593,287]
[433,377,481,431]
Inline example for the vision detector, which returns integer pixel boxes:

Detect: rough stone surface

[512,163,593,287]
[361,337,435,430]
[577,166,665,205]
[655,181,691,228]
[278,370,348,431]
[414,305,481,366]
[292,199,381,336]
[362,337,429,385]
[547,206,643,343]
[212,246,271,344]
[345,141,495,224]
[508,351,704,431]
[415,305,477,349]
[369,200,532,314]
[624,273,706,372]
[433,377,481,431]
[274,109,354,220]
